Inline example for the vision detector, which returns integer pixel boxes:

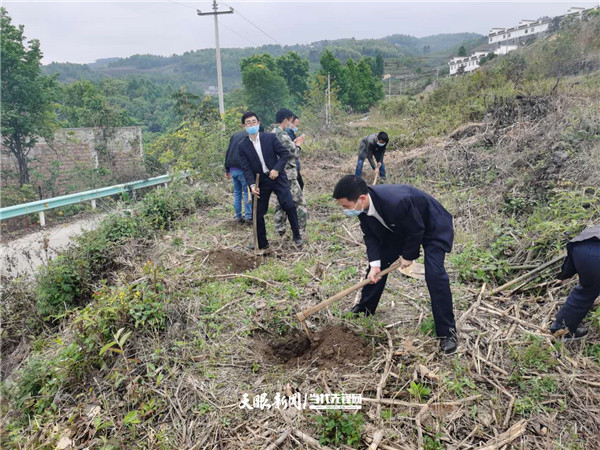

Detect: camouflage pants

[274,179,307,236]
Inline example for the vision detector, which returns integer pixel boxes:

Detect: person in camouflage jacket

[271,108,308,237]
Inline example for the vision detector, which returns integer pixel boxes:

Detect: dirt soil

[266,325,372,370]
[204,248,261,273]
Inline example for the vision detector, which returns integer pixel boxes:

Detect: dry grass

[2,86,600,449]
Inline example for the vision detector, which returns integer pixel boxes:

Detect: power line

[165,0,196,10]
[165,0,265,47]
[219,19,260,47]
[220,1,282,46]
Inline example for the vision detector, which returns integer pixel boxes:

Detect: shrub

[35,252,93,318]
[35,183,206,318]
[7,280,168,419]
[139,182,198,230]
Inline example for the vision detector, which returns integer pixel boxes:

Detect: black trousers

[254,176,300,248]
[357,241,456,337]
[554,241,600,333]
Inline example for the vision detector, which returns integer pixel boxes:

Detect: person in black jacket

[333,175,457,354]
[551,225,600,339]
[238,111,303,250]
[225,129,252,224]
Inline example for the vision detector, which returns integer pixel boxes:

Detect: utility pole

[326,73,331,126]
[198,0,233,116]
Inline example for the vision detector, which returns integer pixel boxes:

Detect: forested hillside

[42,32,484,93]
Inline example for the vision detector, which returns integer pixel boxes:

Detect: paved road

[1,214,105,280]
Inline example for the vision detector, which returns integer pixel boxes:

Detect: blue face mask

[292,126,299,133]
[377,142,386,147]
[245,125,259,135]
[286,126,293,132]
[343,199,364,217]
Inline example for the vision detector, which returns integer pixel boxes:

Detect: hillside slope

[2,16,600,449]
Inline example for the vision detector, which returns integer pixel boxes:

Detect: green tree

[375,54,385,78]
[58,80,131,128]
[458,45,467,56]
[344,58,366,111]
[275,51,309,106]
[343,59,384,112]
[1,7,58,186]
[172,87,219,124]
[358,59,384,106]
[240,53,289,123]
[319,49,347,103]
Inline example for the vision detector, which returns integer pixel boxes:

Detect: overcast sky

[3,1,598,64]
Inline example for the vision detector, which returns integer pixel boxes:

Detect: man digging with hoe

[333,175,458,355]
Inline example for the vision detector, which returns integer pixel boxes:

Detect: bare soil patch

[205,248,261,273]
[264,325,372,370]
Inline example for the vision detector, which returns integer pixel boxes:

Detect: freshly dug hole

[204,248,261,273]
[267,325,372,369]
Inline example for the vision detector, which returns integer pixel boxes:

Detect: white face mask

[343,198,364,217]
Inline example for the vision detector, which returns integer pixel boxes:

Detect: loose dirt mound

[205,248,260,273]
[267,325,372,370]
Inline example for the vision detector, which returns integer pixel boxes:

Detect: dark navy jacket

[558,225,600,279]
[224,130,248,173]
[358,185,454,262]
[238,132,291,188]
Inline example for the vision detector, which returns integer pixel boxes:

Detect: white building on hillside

[449,52,488,76]
[488,18,551,55]
[488,6,589,55]
[449,5,596,75]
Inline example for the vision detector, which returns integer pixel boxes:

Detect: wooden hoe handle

[296,259,404,322]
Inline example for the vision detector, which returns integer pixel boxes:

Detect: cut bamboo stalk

[489,253,565,295]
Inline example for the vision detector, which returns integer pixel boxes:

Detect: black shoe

[235,217,245,223]
[440,336,458,355]
[244,217,253,226]
[350,305,374,317]
[248,243,270,251]
[293,237,304,248]
[551,326,588,341]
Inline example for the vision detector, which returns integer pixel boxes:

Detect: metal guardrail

[0,174,172,226]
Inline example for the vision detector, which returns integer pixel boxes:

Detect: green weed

[407,381,431,402]
[315,410,364,448]
[511,335,558,372]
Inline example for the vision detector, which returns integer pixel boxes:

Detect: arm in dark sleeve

[238,147,255,187]
[272,135,291,173]
[375,147,386,163]
[366,142,377,169]
[358,136,368,159]
[394,197,425,260]
[224,134,235,173]
[557,244,576,279]
[360,220,382,263]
